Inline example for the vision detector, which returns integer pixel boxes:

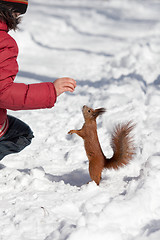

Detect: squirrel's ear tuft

[93,108,106,118]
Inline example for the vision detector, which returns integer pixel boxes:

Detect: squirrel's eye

[88,110,91,113]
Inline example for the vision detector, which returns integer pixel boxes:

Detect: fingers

[63,81,76,92]
[64,77,76,88]
[61,78,77,92]
[53,77,77,96]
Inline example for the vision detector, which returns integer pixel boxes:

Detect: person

[0,0,76,161]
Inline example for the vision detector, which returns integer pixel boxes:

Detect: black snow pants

[0,116,34,161]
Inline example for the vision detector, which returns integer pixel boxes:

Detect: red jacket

[0,21,57,136]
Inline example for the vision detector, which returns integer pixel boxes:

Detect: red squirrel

[68,105,135,185]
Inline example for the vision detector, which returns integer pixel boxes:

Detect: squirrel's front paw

[68,130,75,135]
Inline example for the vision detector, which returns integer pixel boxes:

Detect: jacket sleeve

[0,79,57,110]
[0,30,57,111]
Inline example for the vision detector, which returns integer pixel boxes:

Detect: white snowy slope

[1,0,160,239]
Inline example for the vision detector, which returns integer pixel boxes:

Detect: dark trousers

[0,116,34,161]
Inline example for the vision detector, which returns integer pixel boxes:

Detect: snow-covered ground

[1,0,160,239]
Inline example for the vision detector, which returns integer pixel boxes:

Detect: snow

[1,0,160,239]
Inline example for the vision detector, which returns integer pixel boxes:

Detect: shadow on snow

[18,167,91,187]
[45,169,91,187]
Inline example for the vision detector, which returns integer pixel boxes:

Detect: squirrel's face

[82,105,106,121]
[82,105,95,120]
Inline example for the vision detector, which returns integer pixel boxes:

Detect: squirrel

[68,105,135,185]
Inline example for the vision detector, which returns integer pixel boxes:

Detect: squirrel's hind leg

[89,163,102,185]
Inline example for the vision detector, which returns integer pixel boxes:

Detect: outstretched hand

[53,77,76,96]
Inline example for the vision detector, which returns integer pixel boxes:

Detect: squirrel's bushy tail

[104,121,135,169]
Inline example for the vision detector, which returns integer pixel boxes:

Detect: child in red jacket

[0,0,76,160]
